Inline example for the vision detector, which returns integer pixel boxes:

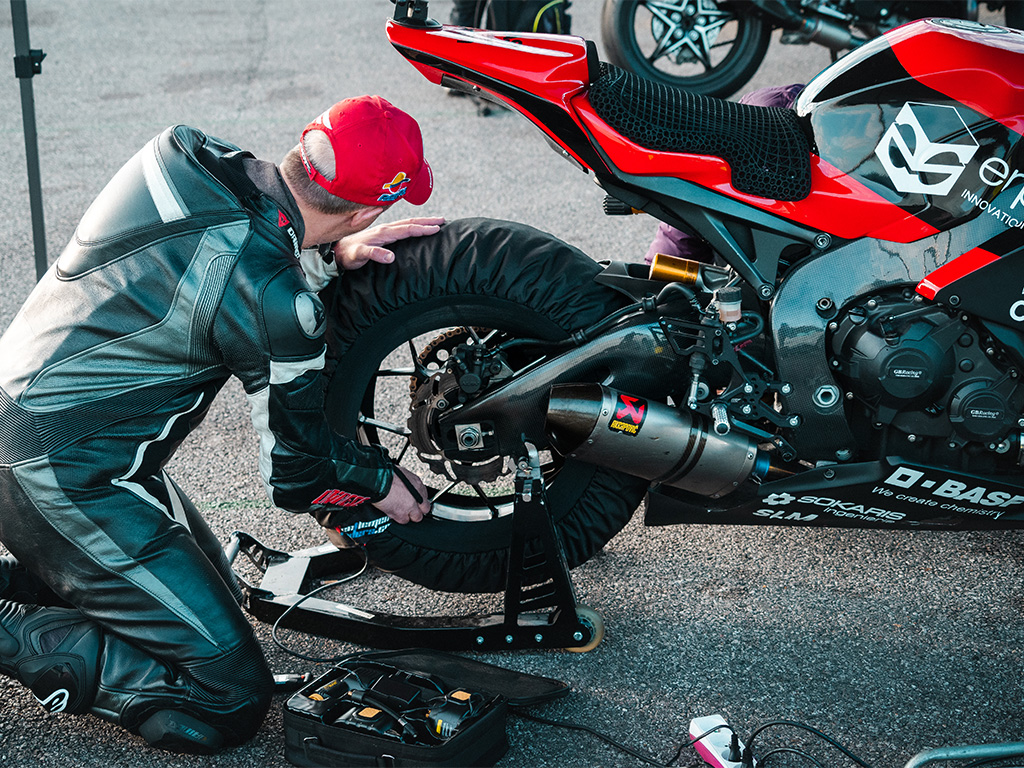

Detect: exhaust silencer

[545,384,767,499]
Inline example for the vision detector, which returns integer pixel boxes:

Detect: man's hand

[373,466,431,524]
[333,216,445,271]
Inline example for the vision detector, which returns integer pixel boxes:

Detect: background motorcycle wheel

[600,0,772,98]
[320,218,649,594]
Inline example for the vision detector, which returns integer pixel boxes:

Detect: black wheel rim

[627,0,749,86]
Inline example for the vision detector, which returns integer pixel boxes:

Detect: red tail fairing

[387,16,945,243]
[386,21,608,173]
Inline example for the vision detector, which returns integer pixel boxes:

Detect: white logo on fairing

[764,492,796,506]
[882,467,1024,515]
[875,102,980,196]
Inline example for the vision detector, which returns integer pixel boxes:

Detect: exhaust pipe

[545,384,768,499]
[794,15,863,51]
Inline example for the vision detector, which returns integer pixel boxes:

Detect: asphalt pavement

[1,2,1022,767]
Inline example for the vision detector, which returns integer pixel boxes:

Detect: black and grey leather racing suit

[0,125,394,749]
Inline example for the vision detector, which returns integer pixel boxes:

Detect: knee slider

[138,709,225,754]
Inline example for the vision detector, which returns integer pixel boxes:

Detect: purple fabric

[737,82,804,108]
[644,84,804,264]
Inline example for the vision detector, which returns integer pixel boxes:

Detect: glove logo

[312,489,370,507]
[874,102,979,197]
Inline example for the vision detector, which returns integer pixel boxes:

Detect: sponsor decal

[609,394,647,436]
[313,489,370,508]
[283,222,301,259]
[753,509,820,523]
[757,490,904,523]
[875,102,980,197]
[879,466,1024,519]
[892,368,924,379]
[336,514,391,540]
[758,493,904,523]
[294,292,326,339]
[378,171,412,203]
[960,189,1024,232]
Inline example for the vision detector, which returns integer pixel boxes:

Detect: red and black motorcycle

[318,3,1024,596]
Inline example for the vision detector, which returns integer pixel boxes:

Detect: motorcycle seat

[587,63,813,201]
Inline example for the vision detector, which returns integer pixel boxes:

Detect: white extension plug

[689,714,755,768]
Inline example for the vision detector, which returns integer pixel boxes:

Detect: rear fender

[387,19,608,172]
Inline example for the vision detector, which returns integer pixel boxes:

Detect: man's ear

[348,206,386,232]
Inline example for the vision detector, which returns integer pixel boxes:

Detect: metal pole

[902,742,1024,768]
[10,0,48,280]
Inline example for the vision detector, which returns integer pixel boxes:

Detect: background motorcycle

[313,2,1024,597]
[601,0,1024,97]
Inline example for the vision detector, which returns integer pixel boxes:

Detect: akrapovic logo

[874,102,980,197]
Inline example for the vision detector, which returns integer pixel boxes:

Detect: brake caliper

[406,329,509,482]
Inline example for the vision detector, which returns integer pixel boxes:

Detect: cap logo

[312,109,333,130]
[299,144,314,179]
[378,172,412,203]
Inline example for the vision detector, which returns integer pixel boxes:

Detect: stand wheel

[567,606,605,653]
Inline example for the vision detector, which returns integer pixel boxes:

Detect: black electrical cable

[744,720,875,768]
[270,549,369,663]
[515,710,669,766]
[759,746,826,766]
[515,711,736,768]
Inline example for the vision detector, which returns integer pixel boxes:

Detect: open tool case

[283,648,569,767]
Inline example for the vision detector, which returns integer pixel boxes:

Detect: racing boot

[0,597,101,714]
[0,555,65,605]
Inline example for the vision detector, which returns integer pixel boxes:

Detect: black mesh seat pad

[587,64,813,201]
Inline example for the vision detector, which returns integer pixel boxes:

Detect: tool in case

[283,648,569,767]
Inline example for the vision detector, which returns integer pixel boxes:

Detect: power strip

[689,715,755,768]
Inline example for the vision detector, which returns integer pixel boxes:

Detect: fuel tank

[796,18,1024,238]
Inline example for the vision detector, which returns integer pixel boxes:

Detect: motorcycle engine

[829,290,1024,467]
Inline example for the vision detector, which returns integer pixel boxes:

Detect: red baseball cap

[299,95,433,207]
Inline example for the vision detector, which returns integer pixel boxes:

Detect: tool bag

[283,649,569,767]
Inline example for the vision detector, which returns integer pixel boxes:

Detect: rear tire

[320,219,648,593]
[601,0,772,98]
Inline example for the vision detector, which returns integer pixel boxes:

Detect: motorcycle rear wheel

[320,219,648,594]
[600,0,772,98]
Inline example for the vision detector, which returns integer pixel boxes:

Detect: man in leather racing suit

[0,95,438,752]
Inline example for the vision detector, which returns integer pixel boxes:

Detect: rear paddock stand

[227,443,603,653]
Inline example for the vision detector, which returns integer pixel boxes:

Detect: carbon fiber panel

[772,190,1016,460]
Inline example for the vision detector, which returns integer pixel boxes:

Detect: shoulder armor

[261,268,327,359]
